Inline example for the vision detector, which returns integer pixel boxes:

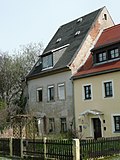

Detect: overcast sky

[0,0,120,52]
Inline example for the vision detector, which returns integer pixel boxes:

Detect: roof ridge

[60,7,104,28]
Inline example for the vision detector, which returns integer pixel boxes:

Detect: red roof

[95,24,120,49]
[74,55,120,78]
[73,24,120,79]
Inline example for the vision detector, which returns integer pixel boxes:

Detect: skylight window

[77,18,82,23]
[75,31,81,36]
[56,38,61,43]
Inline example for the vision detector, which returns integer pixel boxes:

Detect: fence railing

[23,138,74,160]
[80,136,120,159]
[0,138,79,160]
[1,137,120,160]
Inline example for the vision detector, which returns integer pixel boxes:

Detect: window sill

[113,131,120,133]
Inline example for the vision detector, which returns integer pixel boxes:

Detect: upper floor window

[36,88,42,102]
[83,85,92,100]
[58,83,65,100]
[109,48,119,60]
[114,116,120,132]
[42,54,53,70]
[104,81,113,98]
[96,52,107,63]
[48,85,54,101]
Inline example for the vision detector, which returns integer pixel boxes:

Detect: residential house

[72,24,120,139]
[26,7,114,135]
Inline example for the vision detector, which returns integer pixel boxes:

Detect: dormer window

[42,54,53,70]
[56,38,61,43]
[96,52,107,63]
[74,31,80,36]
[109,48,119,59]
[77,18,82,23]
[94,47,120,65]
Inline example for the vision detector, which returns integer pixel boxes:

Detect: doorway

[93,118,102,139]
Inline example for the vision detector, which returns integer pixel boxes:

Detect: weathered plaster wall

[70,7,114,74]
[27,71,74,133]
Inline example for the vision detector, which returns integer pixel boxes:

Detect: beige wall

[74,71,120,138]
[70,7,114,74]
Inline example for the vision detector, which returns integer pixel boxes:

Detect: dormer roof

[93,24,120,50]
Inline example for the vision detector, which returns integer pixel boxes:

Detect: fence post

[9,137,12,157]
[73,139,80,160]
[44,137,47,159]
[21,138,23,158]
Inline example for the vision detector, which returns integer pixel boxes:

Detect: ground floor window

[114,116,120,132]
[49,118,55,133]
[60,118,67,132]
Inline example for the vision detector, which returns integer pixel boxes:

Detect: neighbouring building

[72,24,120,139]
[26,7,114,135]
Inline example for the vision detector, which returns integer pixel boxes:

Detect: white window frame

[47,85,54,102]
[102,80,114,99]
[36,87,43,102]
[58,83,65,100]
[42,54,53,70]
[111,114,120,133]
[82,83,93,101]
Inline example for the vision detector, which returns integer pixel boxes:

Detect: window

[84,85,92,100]
[114,116,120,132]
[96,52,107,63]
[42,54,53,69]
[48,85,54,101]
[58,83,65,100]
[104,81,113,97]
[61,118,67,132]
[49,118,55,133]
[37,88,42,102]
[109,48,119,60]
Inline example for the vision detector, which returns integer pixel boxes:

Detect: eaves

[27,66,70,81]
[72,68,120,80]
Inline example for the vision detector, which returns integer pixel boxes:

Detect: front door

[93,118,102,140]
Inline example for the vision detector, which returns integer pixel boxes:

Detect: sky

[0,0,120,53]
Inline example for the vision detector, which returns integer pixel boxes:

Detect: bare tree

[0,42,43,117]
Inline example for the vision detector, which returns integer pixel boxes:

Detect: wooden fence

[23,138,74,159]
[0,138,79,160]
[1,137,120,160]
[80,136,120,159]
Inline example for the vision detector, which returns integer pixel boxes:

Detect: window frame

[103,80,114,98]
[42,54,53,70]
[47,85,55,102]
[108,48,119,60]
[57,82,65,100]
[49,118,55,133]
[96,52,107,63]
[112,114,120,133]
[36,87,43,102]
[83,84,92,100]
[60,117,67,133]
